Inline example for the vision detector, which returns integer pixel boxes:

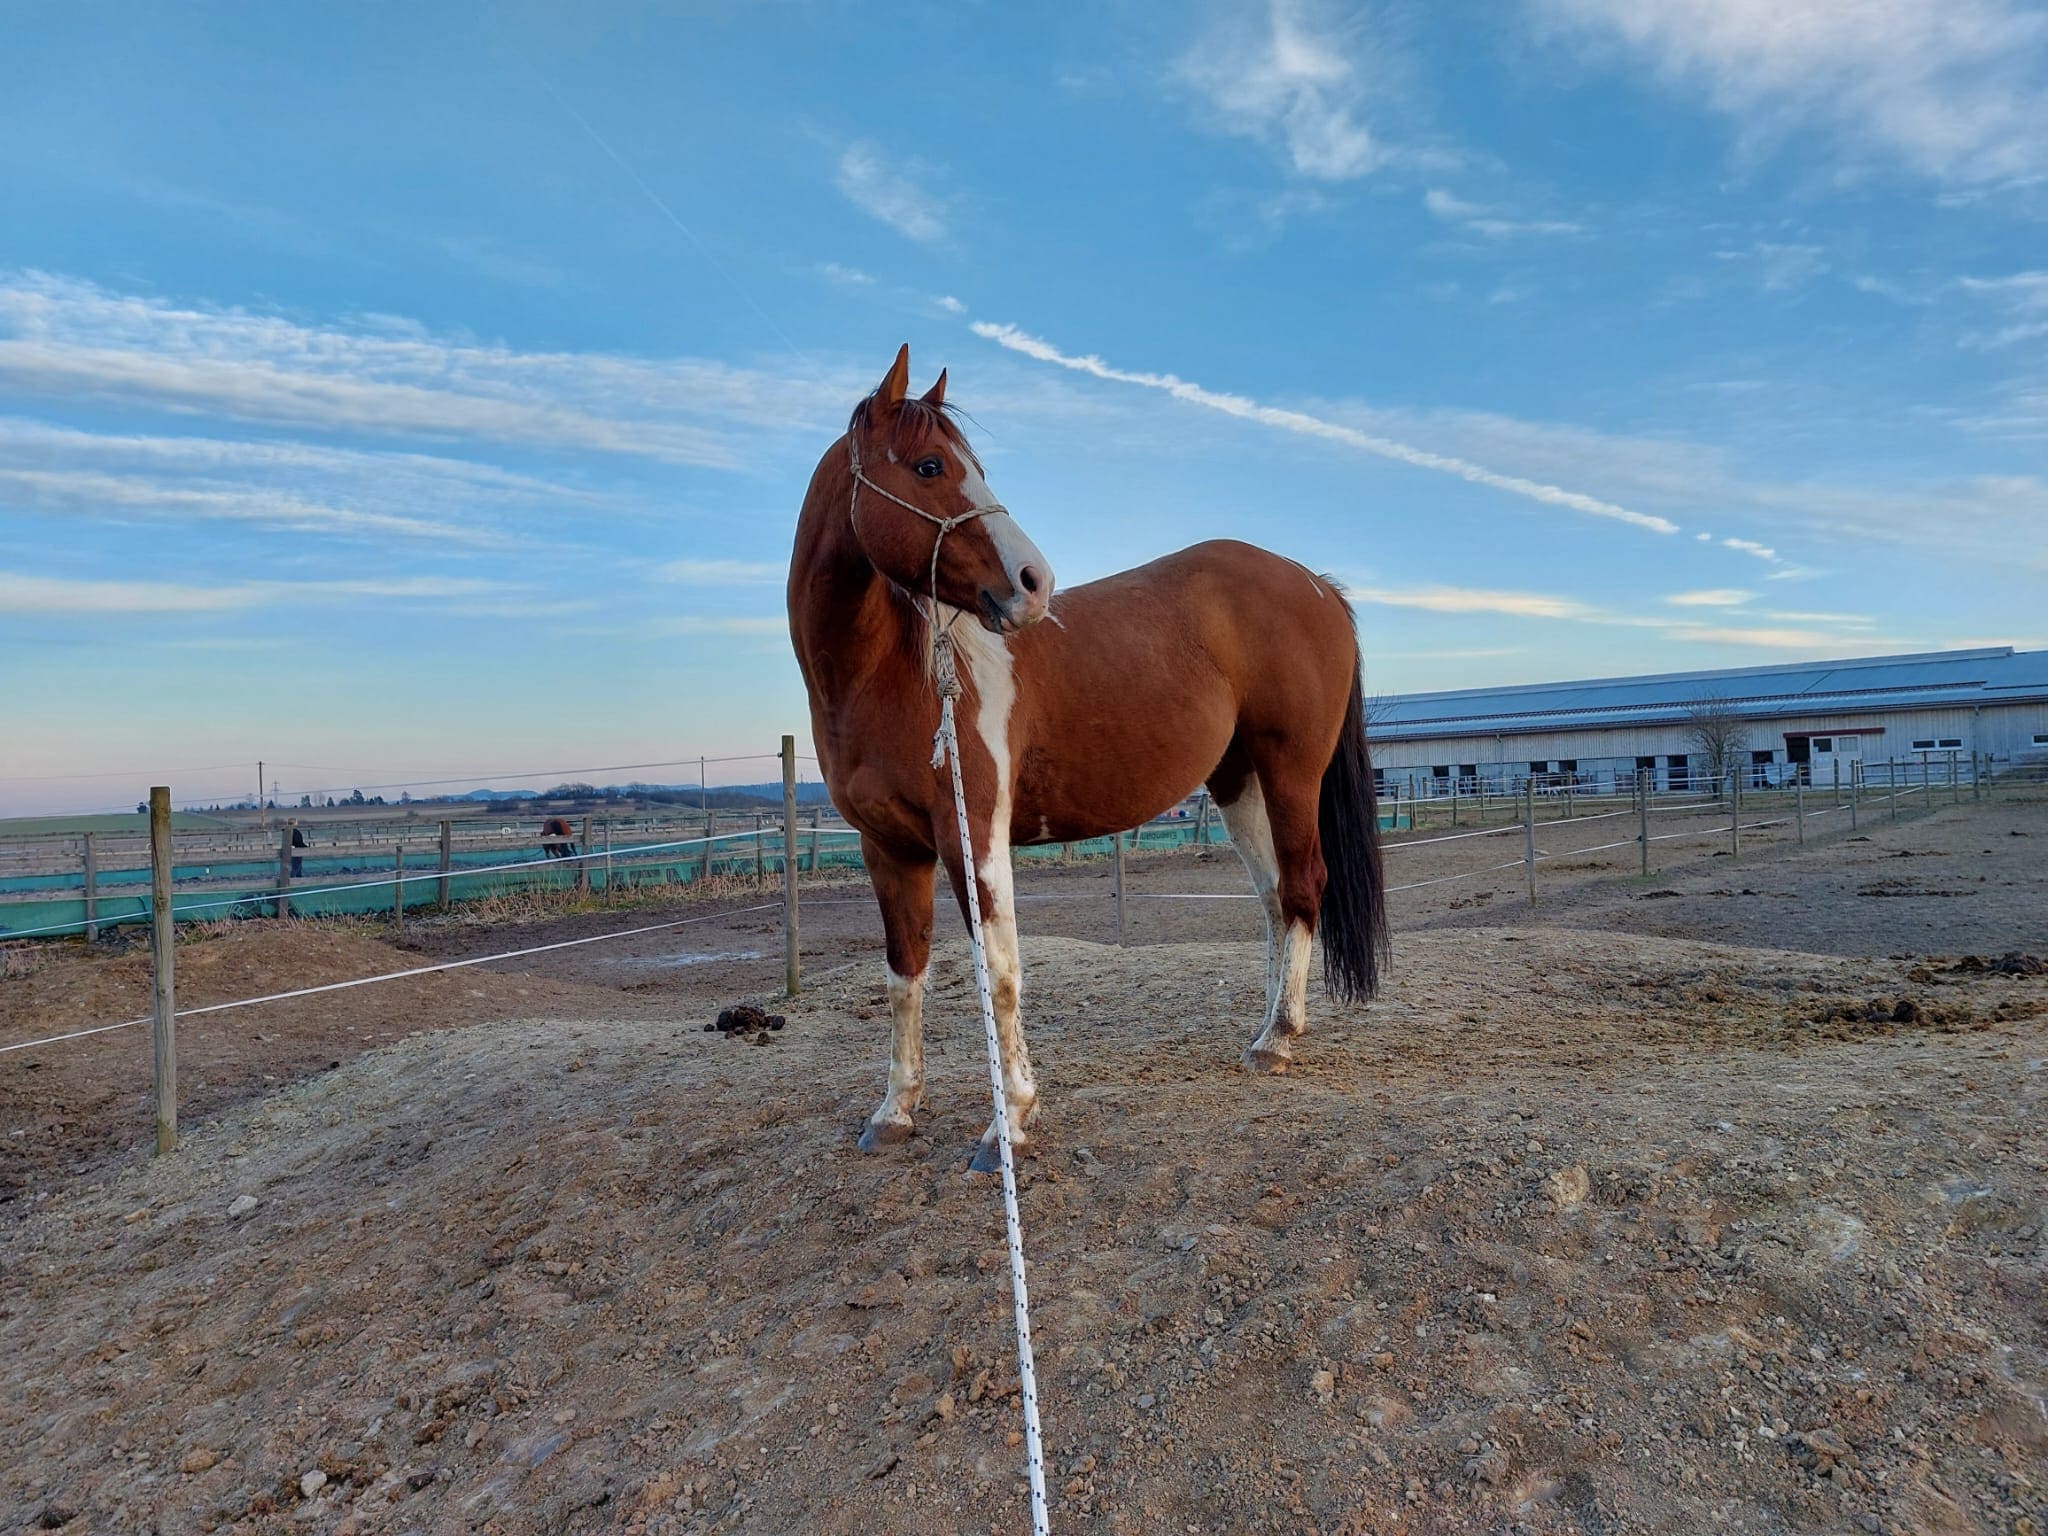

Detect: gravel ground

[1,796,2045,1534]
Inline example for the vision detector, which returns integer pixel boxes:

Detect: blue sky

[4,1,2046,814]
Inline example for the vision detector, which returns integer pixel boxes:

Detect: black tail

[1318,648,1391,1003]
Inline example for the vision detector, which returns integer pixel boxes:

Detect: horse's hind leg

[1212,770,1285,1020]
[1234,757,1329,1074]
[858,840,936,1152]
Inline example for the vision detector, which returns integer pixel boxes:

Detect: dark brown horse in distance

[788,345,1389,1170]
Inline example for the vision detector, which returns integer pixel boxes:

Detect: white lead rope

[929,633,1052,1536]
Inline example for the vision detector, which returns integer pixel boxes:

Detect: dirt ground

[2,796,2046,1534]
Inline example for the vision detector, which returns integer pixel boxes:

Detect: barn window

[1911,739,1936,750]
[1938,737,1962,749]
[2036,733,2048,745]
[1811,737,1832,752]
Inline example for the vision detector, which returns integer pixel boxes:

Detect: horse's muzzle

[978,572,1052,634]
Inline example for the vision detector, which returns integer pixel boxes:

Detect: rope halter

[847,436,1015,701]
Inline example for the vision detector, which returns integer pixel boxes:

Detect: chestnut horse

[788,346,1388,1170]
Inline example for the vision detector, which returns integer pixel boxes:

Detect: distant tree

[136,800,147,814]
[299,794,312,808]
[1685,692,1751,794]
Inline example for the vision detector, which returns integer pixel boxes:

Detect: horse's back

[1051,538,1355,670]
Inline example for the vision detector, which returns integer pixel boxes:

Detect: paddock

[2,789,2045,1535]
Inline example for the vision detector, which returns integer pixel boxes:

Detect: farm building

[1366,645,2048,799]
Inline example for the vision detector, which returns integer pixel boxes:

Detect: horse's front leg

[951,842,1038,1174]
[857,839,936,1152]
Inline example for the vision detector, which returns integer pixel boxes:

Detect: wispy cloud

[1349,583,1597,620]
[0,271,854,466]
[834,143,948,243]
[1665,588,1754,607]
[815,261,876,288]
[1424,188,1584,239]
[1174,0,1389,180]
[969,320,1682,535]
[1347,577,1897,652]
[1532,0,2048,187]
[0,570,508,615]
[1957,269,2048,348]
[655,558,786,585]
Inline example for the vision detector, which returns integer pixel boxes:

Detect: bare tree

[1684,692,1751,794]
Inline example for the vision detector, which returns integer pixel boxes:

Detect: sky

[3,0,2046,815]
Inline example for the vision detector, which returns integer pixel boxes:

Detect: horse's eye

[913,457,945,479]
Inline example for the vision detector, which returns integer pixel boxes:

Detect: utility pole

[257,759,267,834]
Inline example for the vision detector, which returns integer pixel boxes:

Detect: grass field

[0,811,229,837]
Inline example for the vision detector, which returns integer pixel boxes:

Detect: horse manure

[706,1004,787,1042]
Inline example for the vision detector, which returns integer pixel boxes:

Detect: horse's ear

[920,368,947,408]
[876,344,911,410]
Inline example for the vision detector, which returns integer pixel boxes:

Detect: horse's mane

[847,392,970,457]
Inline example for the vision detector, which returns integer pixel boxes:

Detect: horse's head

[845,344,1053,635]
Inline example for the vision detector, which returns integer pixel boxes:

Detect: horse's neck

[789,449,927,712]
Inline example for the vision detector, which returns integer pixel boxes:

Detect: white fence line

[0,902,784,1057]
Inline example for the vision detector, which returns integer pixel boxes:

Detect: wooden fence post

[1949,750,1960,805]
[82,832,98,943]
[1794,780,1804,845]
[1450,780,1459,827]
[438,819,454,909]
[1851,769,1859,830]
[575,816,590,895]
[782,736,800,996]
[149,787,177,1156]
[1523,781,1536,908]
[1891,761,1900,823]
[393,845,405,931]
[1114,829,1128,945]
[1638,781,1649,877]
[1729,771,1740,859]
[808,810,821,873]
[603,815,613,900]
[277,822,294,919]
[754,813,766,886]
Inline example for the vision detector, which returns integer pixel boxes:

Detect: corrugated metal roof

[1374,647,2048,742]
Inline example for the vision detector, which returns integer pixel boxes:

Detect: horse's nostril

[1018,564,1043,595]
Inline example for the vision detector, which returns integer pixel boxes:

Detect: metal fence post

[1851,769,1859,830]
[393,845,405,931]
[575,816,590,895]
[1638,780,1649,876]
[149,787,177,1156]
[1523,780,1536,908]
[1972,751,1981,803]
[782,736,800,996]
[1949,750,1959,805]
[82,832,98,943]
[438,819,454,909]
[1795,780,1804,845]
[1450,780,1459,828]
[1891,760,1900,822]
[1114,830,1128,945]
[1729,770,1740,859]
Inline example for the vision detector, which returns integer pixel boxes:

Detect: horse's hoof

[1244,1042,1293,1074]
[858,1118,913,1152]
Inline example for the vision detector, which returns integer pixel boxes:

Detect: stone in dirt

[227,1194,258,1218]
[1546,1166,1591,1209]
[299,1468,328,1497]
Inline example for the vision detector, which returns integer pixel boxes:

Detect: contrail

[970,321,1680,537]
